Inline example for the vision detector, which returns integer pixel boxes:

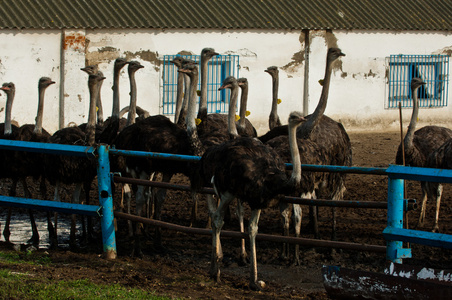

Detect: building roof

[1,0,451,31]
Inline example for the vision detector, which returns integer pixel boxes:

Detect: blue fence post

[96,144,117,259]
[386,176,411,263]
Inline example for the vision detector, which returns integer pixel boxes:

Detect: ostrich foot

[249,280,266,291]
[238,253,249,266]
[26,234,40,247]
[209,265,221,282]
[432,225,440,233]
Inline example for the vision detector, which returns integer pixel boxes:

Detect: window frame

[161,54,240,116]
[386,54,449,109]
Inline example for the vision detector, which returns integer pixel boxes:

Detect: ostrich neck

[33,86,46,134]
[127,72,138,126]
[177,74,191,127]
[111,67,122,120]
[198,57,209,122]
[288,122,301,187]
[228,85,239,138]
[86,80,100,145]
[238,85,248,130]
[4,91,14,135]
[186,72,205,156]
[299,57,333,138]
[174,71,184,123]
[97,80,104,125]
[404,87,420,150]
[270,76,279,118]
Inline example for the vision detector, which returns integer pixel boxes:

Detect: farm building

[0,0,452,135]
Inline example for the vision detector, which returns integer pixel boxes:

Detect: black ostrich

[3,77,57,247]
[113,61,193,256]
[395,77,452,232]
[259,48,350,240]
[265,66,282,130]
[191,109,305,290]
[45,73,105,247]
[0,82,20,242]
[425,138,452,232]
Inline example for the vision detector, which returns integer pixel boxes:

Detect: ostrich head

[265,66,278,77]
[114,58,129,71]
[81,64,99,75]
[0,82,15,97]
[39,77,55,89]
[218,76,238,91]
[237,77,248,88]
[327,48,346,63]
[170,56,185,68]
[411,77,426,90]
[201,48,219,60]
[128,60,144,75]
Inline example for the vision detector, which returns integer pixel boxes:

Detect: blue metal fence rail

[0,139,452,264]
[0,139,117,259]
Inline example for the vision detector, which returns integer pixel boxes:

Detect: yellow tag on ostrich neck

[195,118,202,125]
[277,99,282,104]
[245,111,251,117]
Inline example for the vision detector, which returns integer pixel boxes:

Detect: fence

[0,139,452,264]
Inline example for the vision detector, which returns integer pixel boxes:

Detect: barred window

[162,54,240,115]
[386,54,449,109]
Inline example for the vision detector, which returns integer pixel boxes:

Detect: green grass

[0,251,175,300]
[0,270,172,299]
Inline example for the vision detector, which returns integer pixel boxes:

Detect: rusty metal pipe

[113,211,386,253]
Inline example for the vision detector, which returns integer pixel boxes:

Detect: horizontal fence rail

[0,139,451,264]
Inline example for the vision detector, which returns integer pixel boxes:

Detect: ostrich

[2,78,57,247]
[0,82,20,242]
[170,56,192,127]
[425,138,452,232]
[395,77,452,232]
[45,72,105,247]
[265,66,282,130]
[258,48,349,240]
[80,64,104,126]
[113,61,194,256]
[191,109,305,290]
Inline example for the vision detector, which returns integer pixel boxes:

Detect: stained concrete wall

[0,28,451,135]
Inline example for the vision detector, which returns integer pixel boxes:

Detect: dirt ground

[1,130,452,299]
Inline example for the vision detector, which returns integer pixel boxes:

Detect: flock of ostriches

[0,47,450,290]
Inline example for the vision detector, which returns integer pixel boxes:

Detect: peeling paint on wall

[281,50,304,73]
[125,50,162,71]
[433,46,452,56]
[63,33,86,52]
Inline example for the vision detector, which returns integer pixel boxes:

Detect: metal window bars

[162,54,240,115]
[387,54,449,109]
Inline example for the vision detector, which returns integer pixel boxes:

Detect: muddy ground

[0,130,452,299]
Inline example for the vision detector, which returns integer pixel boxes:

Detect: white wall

[1,28,451,135]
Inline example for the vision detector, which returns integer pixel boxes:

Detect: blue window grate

[162,54,240,115]
[387,54,449,109]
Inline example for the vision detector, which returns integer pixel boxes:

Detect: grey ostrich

[265,66,282,130]
[45,72,105,247]
[259,48,349,241]
[396,77,452,232]
[3,77,57,247]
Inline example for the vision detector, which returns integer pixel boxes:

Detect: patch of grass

[0,271,172,299]
[0,250,51,266]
